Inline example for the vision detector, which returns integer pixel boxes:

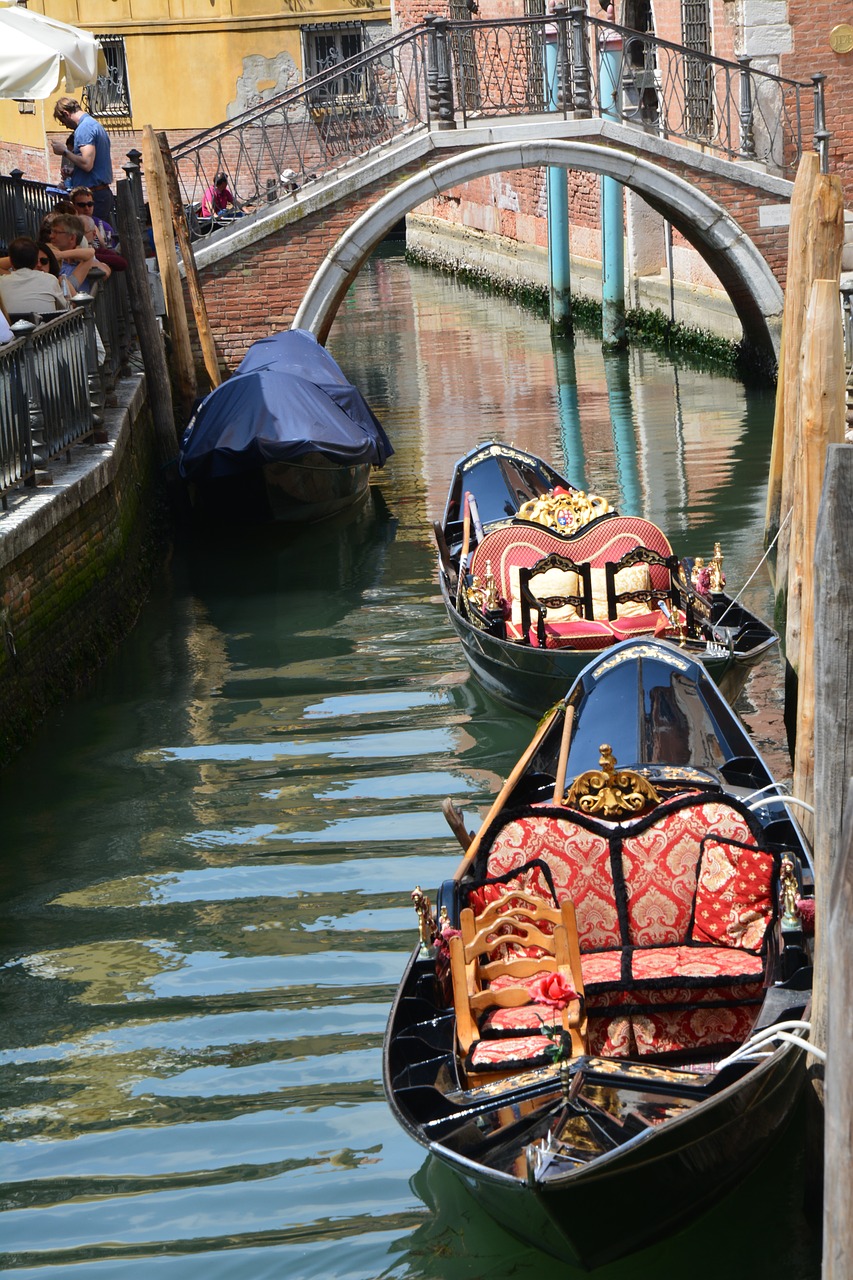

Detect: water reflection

[0,247,806,1277]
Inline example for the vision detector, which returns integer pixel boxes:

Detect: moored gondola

[436,442,778,715]
[384,638,815,1269]
[178,329,393,522]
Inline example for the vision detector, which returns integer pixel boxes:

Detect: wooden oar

[455,492,472,612]
[552,704,576,805]
[442,797,473,850]
[454,701,564,878]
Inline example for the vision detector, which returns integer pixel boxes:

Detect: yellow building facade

[0,0,392,181]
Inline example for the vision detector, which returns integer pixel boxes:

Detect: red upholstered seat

[468,1034,555,1070]
[470,515,676,643]
[473,796,780,1059]
[527,620,615,650]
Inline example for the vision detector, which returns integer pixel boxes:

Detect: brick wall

[781,2,853,207]
[0,381,167,768]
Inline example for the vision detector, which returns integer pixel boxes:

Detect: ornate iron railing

[169,8,820,245]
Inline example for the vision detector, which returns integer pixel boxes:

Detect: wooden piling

[114,179,178,466]
[811,445,853,1069]
[156,130,222,392]
[791,281,846,846]
[766,152,818,588]
[822,779,853,1279]
[784,176,845,678]
[141,124,197,419]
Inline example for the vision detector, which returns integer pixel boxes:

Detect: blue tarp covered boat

[178,329,392,522]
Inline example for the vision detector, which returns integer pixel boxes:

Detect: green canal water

[0,248,819,1278]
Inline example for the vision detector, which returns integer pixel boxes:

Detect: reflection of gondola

[178,330,393,523]
[384,639,814,1270]
[436,442,778,716]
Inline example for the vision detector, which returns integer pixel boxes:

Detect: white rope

[715,1019,825,1068]
[715,506,792,627]
[748,795,816,878]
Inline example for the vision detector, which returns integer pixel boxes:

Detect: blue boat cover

[179,329,393,480]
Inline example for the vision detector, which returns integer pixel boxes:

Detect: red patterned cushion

[580,949,623,987]
[528,620,615,650]
[621,801,759,947]
[692,838,776,952]
[481,1004,558,1036]
[466,859,557,919]
[630,945,764,983]
[588,1003,758,1058]
[632,1005,758,1056]
[468,1034,555,1071]
[486,816,620,950]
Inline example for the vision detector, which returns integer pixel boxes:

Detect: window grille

[681,0,713,140]
[83,35,132,127]
[303,24,366,102]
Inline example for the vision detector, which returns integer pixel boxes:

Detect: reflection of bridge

[170,10,826,364]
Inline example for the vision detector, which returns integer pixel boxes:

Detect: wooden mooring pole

[766,152,818,593]
[822,782,853,1277]
[812,446,853,1276]
[156,130,222,393]
[114,179,178,467]
[141,124,197,421]
[784,174,845,684]
[792,279,847,845]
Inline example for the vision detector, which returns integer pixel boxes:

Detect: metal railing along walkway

[169,7,821,246]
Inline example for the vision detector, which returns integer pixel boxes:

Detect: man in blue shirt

[50,96,115,223]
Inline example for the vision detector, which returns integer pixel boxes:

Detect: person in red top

[200,173,239,220]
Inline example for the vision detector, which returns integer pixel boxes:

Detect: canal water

[0,247,818,1278]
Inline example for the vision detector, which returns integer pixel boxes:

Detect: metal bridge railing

[169,9,819,246]
[0,289,129,510]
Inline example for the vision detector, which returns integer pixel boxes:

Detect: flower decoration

[529,971,578,1009]
[796,897,815,936]
[529,971,579,1063]
[433,923,462,961]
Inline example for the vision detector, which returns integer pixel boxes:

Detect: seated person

[0,237,69,316]
[45,214,110,293]
[69,187,127,272]
[200,173,242,220]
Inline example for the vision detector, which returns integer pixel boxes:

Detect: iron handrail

[167,11,818,246]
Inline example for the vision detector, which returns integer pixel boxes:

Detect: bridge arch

[294,140,783,357]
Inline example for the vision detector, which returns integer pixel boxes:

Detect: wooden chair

[518,553,594,648]
[604,545,698,635]
[449,890,587,1081]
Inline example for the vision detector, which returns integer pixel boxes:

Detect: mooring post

[816,446,853,1278]
[545,7,572,335]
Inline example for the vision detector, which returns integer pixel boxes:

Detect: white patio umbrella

[0,0,105,99]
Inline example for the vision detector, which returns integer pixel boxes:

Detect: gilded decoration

[517,489,613,537]
[564,745,661,818]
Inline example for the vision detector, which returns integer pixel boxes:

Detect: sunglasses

[37,256,50,266]
[74,200,94,208]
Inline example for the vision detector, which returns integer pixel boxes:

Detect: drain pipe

[598,4,626,348]
[545,8,572,335]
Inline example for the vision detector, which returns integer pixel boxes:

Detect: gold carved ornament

[563,745,661,818]
[517,489,613,536]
